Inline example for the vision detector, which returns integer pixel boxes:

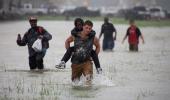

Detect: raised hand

[17,34,21,40]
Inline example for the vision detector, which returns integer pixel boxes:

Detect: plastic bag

[32,38,42,52]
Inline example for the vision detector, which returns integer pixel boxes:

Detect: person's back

[99,17,117,51]
[101,22,115,40]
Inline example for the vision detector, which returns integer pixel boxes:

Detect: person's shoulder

[71,28,76,33]
[109,22,113,25]
[71,28,78,36]
[135,26,141,34]
[27,27,33,33]
[135,26,140,30]
[127,26,131,31]
[102,23,105,27]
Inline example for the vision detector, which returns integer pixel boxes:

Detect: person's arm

[93,37,100,54]
[112,25,117,40]
[114,30,117,40]
[122,35,127,44]
[16,33,28,46]
[122,29,129,44]
[99,25,104,39]
[65,35,74,49]
[137,27,145,44]
[140,34,145,44]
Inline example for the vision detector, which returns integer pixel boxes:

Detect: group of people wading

[16,16,144,85]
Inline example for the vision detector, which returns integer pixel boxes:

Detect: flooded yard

[0,20,170,100]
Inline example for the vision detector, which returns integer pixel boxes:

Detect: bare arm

[140,34,145,44]
[99,25,104,39]
[122,28,130,44]
[114,30,117,40]
[99,32,103,39]
[113,25,117,40]
[65,35,74,49]
[93,37,100,54]
[122,35,128,44]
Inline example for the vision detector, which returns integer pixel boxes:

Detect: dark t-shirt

[101,23,116,40]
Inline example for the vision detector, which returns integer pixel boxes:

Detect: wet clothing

[90,50,101,69]
[129,44,138,51]
[61,47,101,69]
[17,26,52,56]
[17,26,52,69]
[70,29,94,82]
[102,39,114,50]
[61,27,101,69]
[29,49,45,69]
[126,25,141,44]
[71,27,83,36]
[100,22,116,50]
[61,47,74,63]
[71,60,93,82]
[126,25,141,51]
[71,32,94,64]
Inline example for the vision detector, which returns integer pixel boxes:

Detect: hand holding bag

[32,38,42,52]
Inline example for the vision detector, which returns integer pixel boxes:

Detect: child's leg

[90,50,101,69]
[61,46,74,63]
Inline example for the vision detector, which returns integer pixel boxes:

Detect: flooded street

[0,21,170,100]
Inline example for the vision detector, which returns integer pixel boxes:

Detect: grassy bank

[109,18,170,27]
[38,16,170,27]
[2,15,170,27]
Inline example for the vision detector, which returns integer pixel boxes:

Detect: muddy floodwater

[0,21,170,100]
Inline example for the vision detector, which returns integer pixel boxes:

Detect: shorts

[71,60,93,82]
[103,39,114,51]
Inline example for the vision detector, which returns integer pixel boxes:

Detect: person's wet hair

[74,18,84,26]
[104,17,109,22]
[84,20,93,27]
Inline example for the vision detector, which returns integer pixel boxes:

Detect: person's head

[74,18,84,30]
[82,20,93,35]
[104,17,109,23]
[129,19,135,26]
[29,16,37,28]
